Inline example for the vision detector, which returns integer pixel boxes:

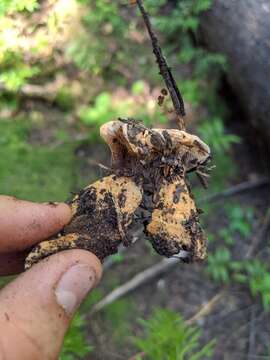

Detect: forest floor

[1,82,270,360]
[11,96,269,360]
[1,2,270,358]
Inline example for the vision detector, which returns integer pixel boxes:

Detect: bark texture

[200,0,270,140]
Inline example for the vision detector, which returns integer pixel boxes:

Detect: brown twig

[199,177,270,204]
[136,0,186,128]
[92,256,225,326]
[186,288,227,325]
[90,257,179,314]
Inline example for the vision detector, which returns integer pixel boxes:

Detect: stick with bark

[90,257,179,314]
[136,0,186,129]
[199,177,270,204]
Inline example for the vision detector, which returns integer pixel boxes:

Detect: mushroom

[25,119,210,269]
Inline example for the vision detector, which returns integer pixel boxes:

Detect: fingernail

[55,264,97,316]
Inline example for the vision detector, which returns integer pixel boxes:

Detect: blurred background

[0,1,270,359]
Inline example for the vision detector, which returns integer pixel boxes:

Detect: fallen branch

[186,288,227,325]
[199,177,270,204]
[90,257,179,314]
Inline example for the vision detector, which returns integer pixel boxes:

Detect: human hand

[0,195,102,360]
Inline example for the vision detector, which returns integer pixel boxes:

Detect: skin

[0,196,102,360]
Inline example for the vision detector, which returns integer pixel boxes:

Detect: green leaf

[60,313,93,359]
[133,309,215,359]
[0,0,39,15]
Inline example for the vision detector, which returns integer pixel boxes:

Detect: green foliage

[0,0,39,16]
[197,118,240,192]
[79,92,124,126]
[206,205,253,283]
[131,80,146,95]
[105,299,133,344]
[79,90,167,140]
[68,0,128,75]
[0,118,77,201]
[206,204,270,312]
[145,0,212,34]
[0,1,38,92]
[226,205,253,237]
[0,50,40,90]
[133,309,215,360]
[177,38,227,80]
[109,252,125,265]
[244,261,270,310]
[217,204,253,245]
[0,64,39,91]
[1,0,261,356]
[0,276,13,290]
[55,87,76,112]
[198,118,240,154]
[60,313,93,360]
[193,51,227,79]
[231,260,270,312]
[145,0,226,103]
[79,92,129,139]
[81,289,104,310]
[143,0,233,197]
[207,247,231,283]
[70,0,224,93]
[181,79,203,107]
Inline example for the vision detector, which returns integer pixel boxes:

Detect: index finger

[0,196,72,253]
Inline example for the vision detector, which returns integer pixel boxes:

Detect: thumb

[0,249,102,360]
